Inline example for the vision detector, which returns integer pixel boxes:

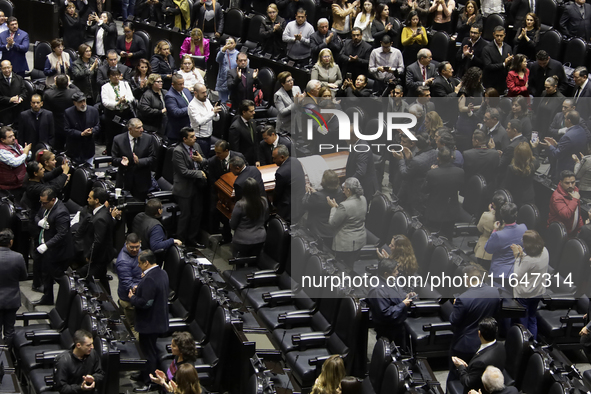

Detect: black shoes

[33,297,53,306]
[31,286,44,293]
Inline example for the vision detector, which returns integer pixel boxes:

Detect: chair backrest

[212,104,230,141]
[256,67,276,103]
[224,8,246,40]
[34,41,52,71]
[64,47,78,62]
[563,37,587,68]
[521,352,551,394]
[331,297,362,365]
[0,0,13,18]
[546,221,567,268]
[517,203,540,231]
[69,167,95,207]
[190,283,217,343]
[135,30,152,58]
[427,245,455,278]
[504,324,533,389]
[163,245,185,294]
[429,31,451,62]
[411,228,433,275]
[483,14,505,41]
[245,14,266,45]
[462,175,487,217]
[388,209,412,238]
[390,18,402,48]
[206,306,233,388]
[366,193,393,244]
[173,263,201,320]
[493,188,514,204]
[298,0,317,25]
[162,145,175,184]
[379,363,404,394]
[537,0,558,29]
[54,275,77,328]
[556,238,590,295]
[369,338,393,394]
[536,30,563,60]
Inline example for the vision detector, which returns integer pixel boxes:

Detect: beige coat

[475,210,494,260]
[331,3,359,33]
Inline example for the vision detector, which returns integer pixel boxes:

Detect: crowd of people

[2,0,591,393]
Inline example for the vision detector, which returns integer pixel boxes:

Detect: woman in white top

[311,48,342,91]
[354,0,376,43]
[177,55,205,92]
[44,38,71,86]
[511,230,549,339]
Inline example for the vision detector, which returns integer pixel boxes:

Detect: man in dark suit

[18,94,55,148]
[35,188,74,305]
[0,228,27,348]
[549,99,576,141]
[452,317,506,393]
[338,28,372,80]
[204,140,245,243]
[573,67,591,121]
[432,61,460,98]
[405,48,437,97]
[0,18,29,76]
[463,130,500,188]
[423,146,465,239]
[43,75,79,152]
[111,118,156,201]
[78,188,115,295]
[482,26,513,94]
[164,74,192,143]
[455,24,488,78]
[560,0,591,39]
[128,250,169,391]
[229,155,265,201]
[310,18,343,64]
[541,111,589,182]
[482,108,510,152]
[227,52,258,105]
[346,130,379,200]
[229,100,261,166]
[64,92,100,165]
[272,144,306,223]
[96,50,132,87]
[259,126,293,166]
[448,265,501,380]
[172,127,207,247]
[498,118,528,184]
[0,60,27,127]
[528,50,568,97]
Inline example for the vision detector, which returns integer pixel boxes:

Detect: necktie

[133,138,138,154]
[5,77,10,85]
[38,209,50,244]
[241,69,247,88]
[248,121,254,142]
[576,87,582,101]
[181,91,189,105]
[581,5,585,17]
[422,66,426,81]
[222,158,227,172]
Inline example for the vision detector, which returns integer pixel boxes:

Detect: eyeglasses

[155,80,163,83]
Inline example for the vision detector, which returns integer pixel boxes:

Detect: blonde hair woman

[354,0,376,42]
[311,355,346,394]
[179,28,210,62]
[311,48,342,90]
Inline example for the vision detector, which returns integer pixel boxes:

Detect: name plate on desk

[263,53,272,59]
[287,60,295,67]
[149,21,157,26]
[172,27,180,32]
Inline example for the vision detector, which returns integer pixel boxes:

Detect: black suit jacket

[431,75,458,97]
[528,58,568,97]
[458,342,507,393]
[274,157,306,223]
[116,34,147,68]
[229,116,261,166]
[35,199,74,264]
[455,37,488,77]
[43,87,79,134]
[171,142,206,199]
[64,105,100,162]
[90,205,115,265]
[0,72,27,126]
[234,166,265,201]
[0,246,27,310]
[18,109,55,147]
[482,42,513,94]
[560,2,591,39]
[130,265,169,334]
[227,67,256,104]
[462,148,500,187]
[405,61,437,96]
[88,22,118,57]
[346,140,379,199]
[258,136,293,166]
[111,132,156,200]
[204,150,245,184]
[424,163,465,222]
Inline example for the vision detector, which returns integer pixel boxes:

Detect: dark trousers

[77,260,111,295]
[42,259,67,303]
[138,333,159,384]
[232,242,264,258]
[196,136,219,158]
[513,298,541,339]
[175,190,203,243]
[0,308,18,348]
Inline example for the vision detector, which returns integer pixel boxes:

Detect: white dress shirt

[101,81,135,110]
[187,97,220,138]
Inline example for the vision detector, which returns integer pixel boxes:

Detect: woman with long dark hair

[377,234,418,276]
[506,54,530,97]
[505,96,532,139]
[504,142,539,207]
[428,0,455,33]
[87,11,118,58]
[455,66,484,152]
[513,12,540,60]
[401,10,428,65]
[62,2,87,50]
[354,0,376,43]
[372,3,398,47]
[475,192,507,270]
[130,58,152,100]
[455,0,482,42]
[230,177,269,258]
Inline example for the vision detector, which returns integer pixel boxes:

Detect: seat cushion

[19,344,62,372]
[222,267,258,291]
[272,327,315,353]
[30,368,56,393]
[13,324,52,350]
[286,348,331,388]
[404,317,453,351]
[536,309,583,339]
[245,286,278,310]
[257,304,299,330]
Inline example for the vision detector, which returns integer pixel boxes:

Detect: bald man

[187,83,222,158]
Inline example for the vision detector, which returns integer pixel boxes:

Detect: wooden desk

[215,152,349,219]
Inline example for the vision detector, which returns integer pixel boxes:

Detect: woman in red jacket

[506,54,529,97]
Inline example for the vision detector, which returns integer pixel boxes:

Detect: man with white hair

[188,83,222,157]
[310,18,342,64]
[405,48,436,96]
[469,366,518,394]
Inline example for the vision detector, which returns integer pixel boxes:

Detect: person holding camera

[55,329,104,394]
